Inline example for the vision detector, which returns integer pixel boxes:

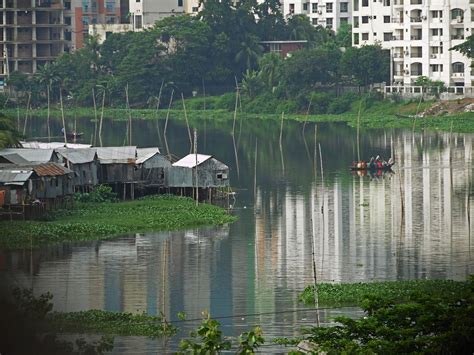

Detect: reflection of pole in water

[318,143,325,276]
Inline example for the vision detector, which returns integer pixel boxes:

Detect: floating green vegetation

[299,279,468,307]
[0,195,236,250]
[49,310,177,338]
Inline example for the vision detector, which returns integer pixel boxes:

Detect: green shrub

[214,92,237,111]
[243,93,281,114]
[307,92,333,114]
[74,185,118,203]
[327,93,358,114]
[276,99,299,114]
[183,96,218,110]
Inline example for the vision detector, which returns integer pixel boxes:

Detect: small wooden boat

[350,163,395,171]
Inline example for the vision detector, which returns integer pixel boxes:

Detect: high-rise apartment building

[1,0,65,85]
[0,0,126,86]
[282,0,352,31]
[352,0,473,88]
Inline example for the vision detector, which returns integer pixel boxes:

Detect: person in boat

[375,155,383,168]
[368,157,375,169]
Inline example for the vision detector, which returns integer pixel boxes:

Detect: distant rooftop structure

[0,149,54,163]
[260,40,308,58]
[0,170,34,186]
[95,146,137,164]
[136,147,161,165]
[21,141,92,149]
[173,154,212,168]
[0,153,30,165]
[56,149,98,165]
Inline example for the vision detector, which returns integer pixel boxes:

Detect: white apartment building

[282,0,352,31]
[352,0,473,88]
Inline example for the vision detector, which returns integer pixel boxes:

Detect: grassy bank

[299,279,468,307]
[4,97,473,133]
[0,195,236,250]
[48,309,177,337]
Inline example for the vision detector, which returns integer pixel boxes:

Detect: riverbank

[0,195,236,250]
[5,98,474,133]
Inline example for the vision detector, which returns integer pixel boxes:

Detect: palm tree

[36,63,59,141]
[258,52,282,90]
[0,113,21,148]
[235,35,263,71]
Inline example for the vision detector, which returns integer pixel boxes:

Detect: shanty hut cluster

[0,142,229,220]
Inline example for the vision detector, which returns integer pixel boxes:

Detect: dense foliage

[0,195,236,249]
[0,288,113,354]
[4,1,389,115]
[0,112,21,148]
[299,277,474,354]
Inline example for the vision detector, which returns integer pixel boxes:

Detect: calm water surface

[1,114,473,353]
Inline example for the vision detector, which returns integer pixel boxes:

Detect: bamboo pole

[181,93,193,154]
[164,89,174,160]
[99,87,105,147]
[23,92,31,135]
[356,100,362,162]
[232,79,239,136]
[92,87,98,146]
[125,83,132,145]
[254,138,258,198]
[59,88,67,144]
[194,128,198,206]
[279,112,285,172]
[318,143,325,278]
[47,84,51,142]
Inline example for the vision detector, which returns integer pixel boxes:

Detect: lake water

[1,114,473,353]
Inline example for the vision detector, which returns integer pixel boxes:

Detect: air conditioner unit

[318,10,322,14]
[430,54,437,58]
[404,70,409,74]
[456,16,462,23]
[404,50,409,56]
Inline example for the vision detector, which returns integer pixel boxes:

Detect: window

[312,18,318,25]
[430,64,443,72]
[106,16,115,24]
[340,2,348,13]
[384,16,390,23]
[383,32,392,41]
[431,28,442,36]
[362,0,368,7]
[82,16,89,25]
[65,16,71,25]
[452,62,464,73]
[312,3,317,13]
[64,1,71,10]
[289,3,294,14]
[192,7,198,12]
[354,33,359,45]
[362,16,368,23]
[303,3,308,11]
[354,0,359,11]
[431,10,442,19]
[135,14,142,29]
[362,32,369,40]
[340,17,348,24]
[106,0,114,12]
[178,0,183,6]
[326,18,333,28]
[326,3,333,13]
[353,16,359,28]
[383,0,390,5]
[65,31,71,40]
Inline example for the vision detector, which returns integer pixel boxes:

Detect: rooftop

[173,154,212,168]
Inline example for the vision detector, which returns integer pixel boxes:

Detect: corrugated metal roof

[0,153,30,165]
[56,148,97,164]
[173,154,212,168]
[0,170,33,184]
[136,147,160,164]
[33,163,72,176]
[21,141,92,149]
[95,146,137,164]
[0,149,54,163]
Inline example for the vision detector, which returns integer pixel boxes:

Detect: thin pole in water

[194,128,198,206]
[181,93,193,154]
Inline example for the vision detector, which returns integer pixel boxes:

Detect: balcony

[411,35,422,40]
[452,72,464,78]
[410,0,422,4]
[410,17,422,23]
[451,35,465,40]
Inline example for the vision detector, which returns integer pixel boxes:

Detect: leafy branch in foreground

[297,277,474,354]
[178,311,264,354]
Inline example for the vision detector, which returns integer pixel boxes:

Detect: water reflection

[2,116,474,351]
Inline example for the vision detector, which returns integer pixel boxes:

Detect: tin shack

[135,148,172,193]
[56,148,99,192]
[168,154,229,201]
